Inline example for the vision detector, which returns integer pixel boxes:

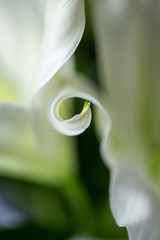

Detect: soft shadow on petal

[91,1,160,239]
[32,0,111,153]
[35,0,85,91]
[110,166,160,240]
[0,102,76,185]
[32,0,89,149]
[0,0,44,102]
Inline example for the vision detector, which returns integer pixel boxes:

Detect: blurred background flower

[92,0,160,239]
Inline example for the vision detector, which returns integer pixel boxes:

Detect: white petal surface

[51,92,92,136]
[32,0,87,142]
[0,102,76,185]
[110,165,160,240]
[91,0,160,239]
[36,0,85,91]
[33,66,111,152]
[92,0,160,149]
[33,0,111,145]
[0,0,44,102]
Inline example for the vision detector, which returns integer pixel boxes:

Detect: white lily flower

[0,0,112,176]
[32,0,111,140]
[2,0,159,238]
[92,0,160,239]
[0,0,90,231]
[0,0,112,232]
[0,0,82,181]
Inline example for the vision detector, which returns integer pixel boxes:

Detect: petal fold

[36,0,85,91]
[110,166,160,240]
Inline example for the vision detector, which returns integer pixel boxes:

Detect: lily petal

[0,102,76,185]
[0,0,44,102]
[91,0,160,239]
[31,0,111,149]
[36,0,85,91]
[110,165,160,240]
